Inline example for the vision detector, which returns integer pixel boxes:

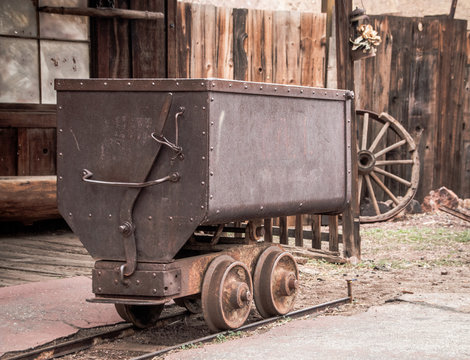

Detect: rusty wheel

[356,110,419,223]
[174,296,202,314]
[253,246,299,318]
[114,304,164,329]
[201,255,253,331]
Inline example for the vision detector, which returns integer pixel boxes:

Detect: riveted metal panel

[205,90,351,223]
[56,88,209,262]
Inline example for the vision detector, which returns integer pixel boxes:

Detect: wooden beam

[38,6,164,20]
[0,176,60,223]
[449,0,458,19]
[335,0,361,261]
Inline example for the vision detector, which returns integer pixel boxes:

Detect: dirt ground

[57,211,470,359]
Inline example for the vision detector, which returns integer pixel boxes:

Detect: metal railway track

[4,281,354,360]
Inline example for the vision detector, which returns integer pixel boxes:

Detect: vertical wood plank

[300,13,326,87]
[17,129,29,176]
[248,9,273,83]
[328,215,339,252]
[110,0,131,77]
[203,5,217,78]
[311,214,321,249]
[233,8,248,80]
[166,0,178,78]
[273,11,301,85]
[279,216,288,245]
[216,6,233,79]
[263,11,274,83]
[264,218,273,243]
[176,2,191,78]
[190,3,204,78]
[0,128,17,176]
[273,11,288,84]
[130,0,166,78]
[295,214,303,247]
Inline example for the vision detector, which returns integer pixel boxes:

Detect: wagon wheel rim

[201,255,253,331]
[356,110,419,223]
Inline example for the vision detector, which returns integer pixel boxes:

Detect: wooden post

[295,214,304,247]
[328,215,339,252]
[311,214,322,249]
[335,0,361,260]
[279,216,288,245]
[264,218,273,242]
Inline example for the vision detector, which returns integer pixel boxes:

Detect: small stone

[441,271,448,275]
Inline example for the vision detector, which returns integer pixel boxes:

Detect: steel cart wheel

[114,304,164,329]
[174,296,202,314]
[356,110,419,223]
[201,255,253,331]
[253,246,299,318]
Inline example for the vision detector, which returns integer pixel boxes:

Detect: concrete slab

[0,276,122,355]
[165,293,470,360]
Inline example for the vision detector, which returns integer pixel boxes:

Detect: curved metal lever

[81,169,180,188]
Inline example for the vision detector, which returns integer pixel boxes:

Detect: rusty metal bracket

[118,93,174,279]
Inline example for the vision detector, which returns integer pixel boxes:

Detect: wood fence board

[216,6,233,79]
[203,5,217,78]
[190,3,204,78]
[273,11,288,84]
[166,0,178,78]
[287,11,301,85]
[233,8,248,80]
[130,0,166,77]
[300,13,326,87]
[176,2,191,78]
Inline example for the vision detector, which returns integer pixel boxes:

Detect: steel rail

[5,281,353,360]
[3,311,189,360]
[131,280,354,360]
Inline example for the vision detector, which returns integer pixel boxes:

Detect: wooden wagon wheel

[356,110,419,223]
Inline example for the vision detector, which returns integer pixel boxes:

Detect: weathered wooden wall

[354,15,469,200]
[175,2,326,85]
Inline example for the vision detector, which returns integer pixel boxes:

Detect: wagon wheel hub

[357,150,376,174]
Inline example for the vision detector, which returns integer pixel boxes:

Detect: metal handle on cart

[81,169,180,188]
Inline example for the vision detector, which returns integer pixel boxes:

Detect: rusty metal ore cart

[55,78,353,331]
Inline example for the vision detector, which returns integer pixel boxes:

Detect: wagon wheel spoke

[361,111,369,150]
[373,167,412,188]
[369,171,399,205]
[357,174,363,206]
[364,174,380,216]
[368,122,390,153]
[374,139,407,158]
[356,110,419,223]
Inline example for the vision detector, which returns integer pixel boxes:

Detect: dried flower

[351,24,382,53]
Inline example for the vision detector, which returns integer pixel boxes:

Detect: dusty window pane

[39,0,88,40]
[40,41,89,104]
[0,0,37,37]
[0,38,39,103]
